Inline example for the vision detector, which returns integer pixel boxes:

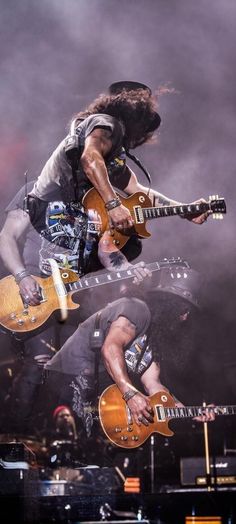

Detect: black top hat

[148,266,202,308]
[109,81,152,95]
[108,81,161,131]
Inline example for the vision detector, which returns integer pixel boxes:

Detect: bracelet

[15,269,31,284]
[122,388,138,402]
[105,197,121,211]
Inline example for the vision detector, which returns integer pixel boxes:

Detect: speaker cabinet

[180,456,236,486]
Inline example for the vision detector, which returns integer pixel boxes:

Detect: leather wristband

[105,197,121,211]
[15,269,31,284]
[122,389,138,402]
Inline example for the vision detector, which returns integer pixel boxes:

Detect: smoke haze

[0,0,235,402]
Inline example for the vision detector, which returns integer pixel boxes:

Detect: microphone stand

[203,401,215,491]
[150,434,155,493]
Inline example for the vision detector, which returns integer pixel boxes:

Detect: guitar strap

[134,333,151,373]
[64,118,88,276]
[64,118,81,202]
[126,150,152,196]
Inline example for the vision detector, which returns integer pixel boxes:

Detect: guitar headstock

[160,257,190,269]
[209,195,226,219]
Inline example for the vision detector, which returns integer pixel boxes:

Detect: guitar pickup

[126,405,133,425]
[134,206,144,224]
[155,405,166,421]
[38,288,46,303]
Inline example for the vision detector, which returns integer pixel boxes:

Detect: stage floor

[0,486,236,524]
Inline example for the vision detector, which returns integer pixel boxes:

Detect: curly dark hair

[147,293,199,369]
[73,88,160,149]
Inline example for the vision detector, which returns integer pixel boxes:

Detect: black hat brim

[109,81,152,95]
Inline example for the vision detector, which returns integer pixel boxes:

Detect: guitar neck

[161,405,236,420]
[65,261,167,294]
[143,202,211,220]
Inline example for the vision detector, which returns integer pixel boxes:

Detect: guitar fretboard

[142,202,210,220]
[65,260,176,293]
[156,405,236,420]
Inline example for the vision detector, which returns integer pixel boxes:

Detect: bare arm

[80,128,115,202]
[124,168,181,206]
[98,231,152,286]
[0,209,30,275]
[0,209,41,305]
[141,361,169,395]
[80,129,133,229]
[98,231,130,270]
[141,361,214,421]
[141,362,183,407]
[101,316,135,392]
[124,168,209,224]
[101,316,153,425]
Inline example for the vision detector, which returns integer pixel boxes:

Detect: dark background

[0,0,235,477]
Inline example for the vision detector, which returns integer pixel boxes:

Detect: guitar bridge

[134,206,144,224]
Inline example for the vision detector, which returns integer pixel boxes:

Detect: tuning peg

[209,194,219,202]
[213,213,223,220]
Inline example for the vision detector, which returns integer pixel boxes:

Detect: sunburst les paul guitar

[0,258,185,333]
[83,188,226,249]
[99,385,236,449]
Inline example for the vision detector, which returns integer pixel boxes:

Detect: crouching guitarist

[44,296,215,441]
